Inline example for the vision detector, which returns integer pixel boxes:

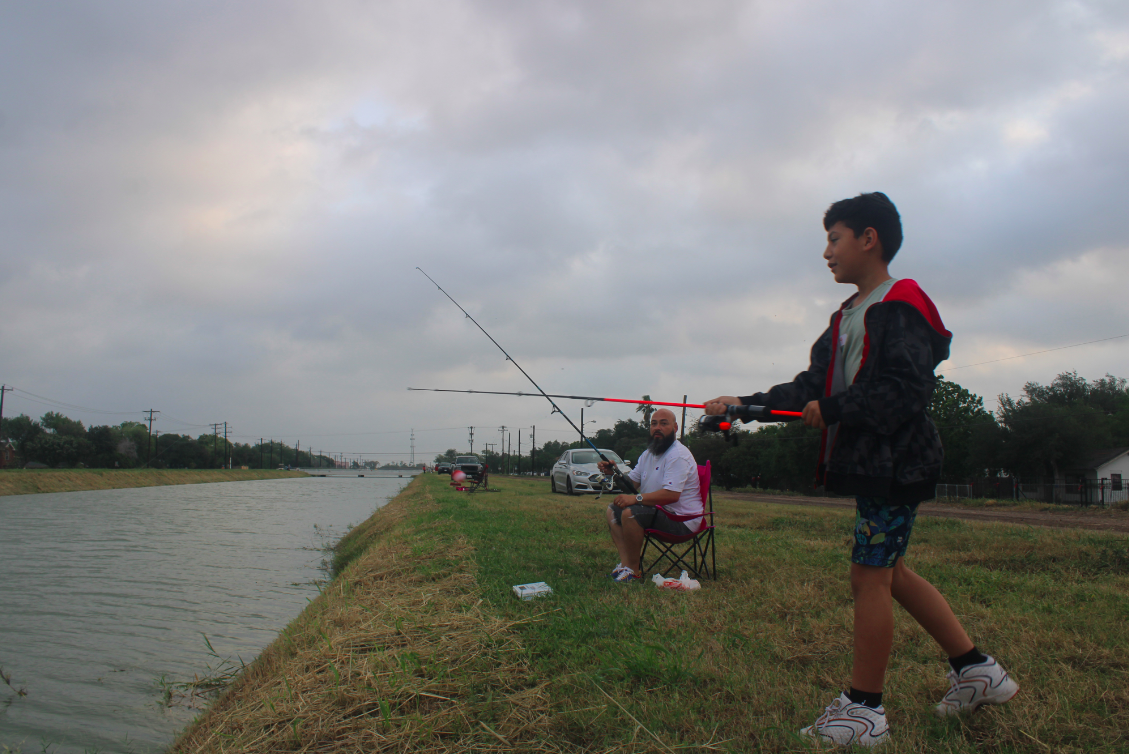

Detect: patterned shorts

[852,497,920,568]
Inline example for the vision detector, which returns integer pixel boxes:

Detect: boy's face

[823,221,882,285]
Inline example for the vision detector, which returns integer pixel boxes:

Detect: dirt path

[719,491,1129,534]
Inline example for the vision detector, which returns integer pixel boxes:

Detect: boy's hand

[802,400,827,429]
[702,396,741,415]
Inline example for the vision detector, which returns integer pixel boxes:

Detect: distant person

[598,408,702,583]
[704,193,1017,747]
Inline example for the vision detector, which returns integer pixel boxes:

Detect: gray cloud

[2,1,1127,458]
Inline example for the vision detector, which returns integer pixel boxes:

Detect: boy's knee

[850,563,894,595]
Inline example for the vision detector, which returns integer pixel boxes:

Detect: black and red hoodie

[739,279,951,503]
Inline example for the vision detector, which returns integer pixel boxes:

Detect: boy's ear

[862,227,884,257]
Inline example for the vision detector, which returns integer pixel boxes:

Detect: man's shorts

[610,504,692,536]
[852,496,920,568]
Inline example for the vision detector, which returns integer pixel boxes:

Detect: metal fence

[935,477,1128,507]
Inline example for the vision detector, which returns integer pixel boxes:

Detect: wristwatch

[635,494,643,503]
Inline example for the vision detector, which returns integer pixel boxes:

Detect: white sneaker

[608,563,629,578]
[934,656,1019,717]
[800,693,889,748]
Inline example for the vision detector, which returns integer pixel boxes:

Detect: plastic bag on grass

[651,570,700,591]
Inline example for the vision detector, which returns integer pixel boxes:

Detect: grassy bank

[0,468,307,496]
[173,474,1129,752]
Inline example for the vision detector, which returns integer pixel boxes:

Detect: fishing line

[415,267,638,494]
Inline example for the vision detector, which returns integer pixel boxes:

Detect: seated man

[598,409,703,583]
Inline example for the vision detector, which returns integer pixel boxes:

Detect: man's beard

[648,430,676,455]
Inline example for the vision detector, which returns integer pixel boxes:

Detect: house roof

[1080,447,1129,470]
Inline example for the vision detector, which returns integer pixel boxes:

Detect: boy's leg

[851,563,895,692]
[890,558,974,656]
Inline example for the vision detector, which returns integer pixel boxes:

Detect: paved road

[718,492,1129,534]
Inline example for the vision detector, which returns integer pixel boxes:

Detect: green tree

[40,411,86,437]
[995,371,1120,484]
[635,396,655,428]
[2,414,44,464]
[928,376,998,480]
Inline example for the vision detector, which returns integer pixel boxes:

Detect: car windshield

[455,456,479,464]
[571,450,621,465]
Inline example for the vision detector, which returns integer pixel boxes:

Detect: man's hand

[597,460,616,474]
[613,494,636,508]
[702,396,741,416]
[802,400,827,429]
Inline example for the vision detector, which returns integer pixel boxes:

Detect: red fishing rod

[406,388,803,436]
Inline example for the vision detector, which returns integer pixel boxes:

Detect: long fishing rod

[406,387,803,420]
[415,268,638,494]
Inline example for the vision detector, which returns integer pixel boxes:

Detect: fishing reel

[697,404,797,440]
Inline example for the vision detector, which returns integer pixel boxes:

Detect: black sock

[846,687,884,709]
[948,646,988,674]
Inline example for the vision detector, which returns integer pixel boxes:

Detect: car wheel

[551,476,558,494]
[566,477,576,496]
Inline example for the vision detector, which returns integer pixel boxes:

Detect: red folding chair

[639,461,715,580]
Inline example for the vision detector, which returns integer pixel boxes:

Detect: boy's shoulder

[880,279,950,338]
[832,278,950,339]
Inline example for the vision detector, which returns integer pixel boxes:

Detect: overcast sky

[2,1,1127,462]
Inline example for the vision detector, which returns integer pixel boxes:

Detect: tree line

[434,371,1129,492]
[0,413,336,470]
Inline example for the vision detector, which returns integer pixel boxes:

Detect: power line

[945,333,1129,371]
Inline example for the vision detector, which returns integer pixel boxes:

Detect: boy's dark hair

[823,192,903,263]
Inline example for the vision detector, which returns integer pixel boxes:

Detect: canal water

[0,474,414,753]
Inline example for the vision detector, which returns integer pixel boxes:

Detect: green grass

[176,474,1129,753]
[419,476,1129,753]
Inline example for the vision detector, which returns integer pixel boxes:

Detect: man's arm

[817,305,938,435]
[704,325,834,415]
[611,488,680,509]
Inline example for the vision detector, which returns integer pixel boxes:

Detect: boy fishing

[704,192,1017,747]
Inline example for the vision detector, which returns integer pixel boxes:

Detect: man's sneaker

[934,656,1019,717]
[607,563,629,579]
[613,569,642,584]
[799,693,889,748]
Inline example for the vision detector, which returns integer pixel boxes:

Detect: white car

[550,448,631,495]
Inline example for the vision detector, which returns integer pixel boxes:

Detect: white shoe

[608,563,629,578]
[800,693,889,748]
[934,656,1019,717]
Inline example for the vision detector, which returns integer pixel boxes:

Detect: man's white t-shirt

[627,439,704,531]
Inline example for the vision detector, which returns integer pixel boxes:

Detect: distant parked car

[436,462,454,474]
[550,448,630,495]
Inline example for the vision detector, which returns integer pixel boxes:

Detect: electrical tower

[410,429,416,466]
[468,426,474,454]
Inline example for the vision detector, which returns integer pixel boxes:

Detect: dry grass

[171,480,577,753]
[172,475,1129,753]
[0,468,306,496]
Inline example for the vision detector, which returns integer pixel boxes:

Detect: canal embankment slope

[172,474,1129,753]
[0,468,307,496]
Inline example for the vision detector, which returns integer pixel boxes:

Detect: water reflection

[0,475,412,753]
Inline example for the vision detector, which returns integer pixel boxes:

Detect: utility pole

[531,425,536,476]
[681,394,688,441]
[210,423,222,468]
[143,409,160,467]
[410,429,416,466]
[498,426,507,475]
[0,385,13,444]
[468,426,474,454]
[223,422,229,469]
